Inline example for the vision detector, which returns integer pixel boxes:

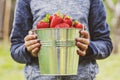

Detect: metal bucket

[35,28,80,75]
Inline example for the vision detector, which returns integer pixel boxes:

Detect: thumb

[80,30,90,39]
[28,30,34,35]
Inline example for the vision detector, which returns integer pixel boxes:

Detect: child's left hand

[75,30,90,56]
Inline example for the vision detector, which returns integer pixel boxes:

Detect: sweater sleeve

[85,0,113,59]
[10,0,35,64]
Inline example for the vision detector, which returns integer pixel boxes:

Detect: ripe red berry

[37,21,49,29]
[55,23,70,28]
[63,17,72,27]
[75,23,83,29]
[50,14,63,28]
[73,20,83,29]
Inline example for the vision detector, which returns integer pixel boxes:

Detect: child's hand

[75,30,90,56]
[24,31,41,57]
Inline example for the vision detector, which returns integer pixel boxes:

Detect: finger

[24,35,37,41]
[29,30,34,35]
[81,25,86,31]
[31,48,40,57]
[25,39,40,47]
[77,50,86,56]
[80,30,89,39]
[27,43,41,52]
[76,42,88,51]
[75,38,89,45]
[29,30,37,36]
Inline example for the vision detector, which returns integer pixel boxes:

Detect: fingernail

[75,38,77,41]
[37,39,40,42]
[33,35,37,38]
[77,42,81,46]
[29,31,34,35]
[76,50,79,55]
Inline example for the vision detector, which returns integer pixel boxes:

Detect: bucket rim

[32,28,81,31]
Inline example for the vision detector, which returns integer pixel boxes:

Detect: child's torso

[30,0,90,28]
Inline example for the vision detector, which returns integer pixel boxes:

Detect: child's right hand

[24,31,41,57]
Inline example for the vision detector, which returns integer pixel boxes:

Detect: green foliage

[0,44,25,80]
[97,54,120,80]
[104,0,118,29]
[112,0,118,4]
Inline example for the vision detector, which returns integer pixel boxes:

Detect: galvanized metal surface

[35,28,80,75]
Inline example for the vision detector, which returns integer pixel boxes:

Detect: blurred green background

[0,0,120,80]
